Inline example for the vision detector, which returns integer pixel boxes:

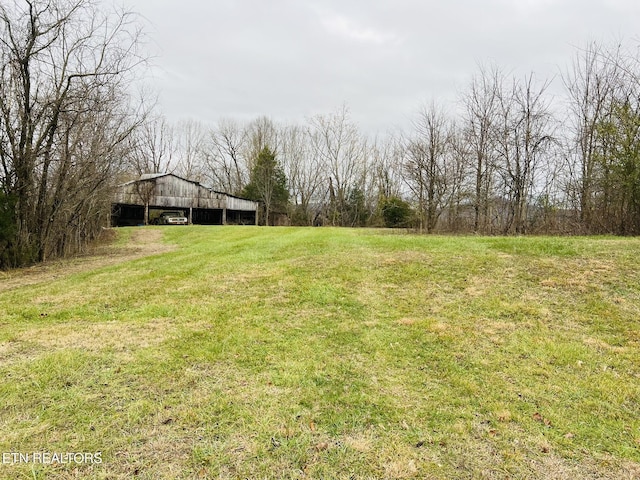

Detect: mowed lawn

[1,226,639,479]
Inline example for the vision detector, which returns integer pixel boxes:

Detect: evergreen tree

[242,147,289,225]
[595,101,640,234]
[379,196,413,228]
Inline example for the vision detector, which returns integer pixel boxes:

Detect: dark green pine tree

[242,147,289,225]
[379,195,413,228]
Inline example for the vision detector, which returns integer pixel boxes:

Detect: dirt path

[0,228,174,293]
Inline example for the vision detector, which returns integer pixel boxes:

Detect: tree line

[130,41,640,235]
[0,0,144,268]
[2,0,640,269]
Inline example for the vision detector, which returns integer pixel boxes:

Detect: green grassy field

[0,226,639,479]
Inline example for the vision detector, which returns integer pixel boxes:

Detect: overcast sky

[121,0,640,135]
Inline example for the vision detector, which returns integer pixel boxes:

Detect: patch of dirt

[0,341,34,366]
[343,432,374,453]
[34,318,175,353]
[383,459,419,479]
[538,258,615,293]
[397,318,419,326]
[528,453,640,480]
[0,318,178,366]
[0,228,175,293]
[583,336,629,354]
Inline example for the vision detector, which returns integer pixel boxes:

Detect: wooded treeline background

[2,0,640,268]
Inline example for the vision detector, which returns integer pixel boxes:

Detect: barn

[111,173,259,226]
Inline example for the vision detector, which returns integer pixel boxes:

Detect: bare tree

[403,102,453,232]
[462,65,502,233]
[280,124,324,225]
[371,137,404,201]
[174,119,207,181]
[203,118,249,195]
[495,73,555,234]
[442,123,473,232]
[126,114,176,176]
[245,116,280,168]
[563,42,622,232]
[308,106,366,226]
[0,0,145,267]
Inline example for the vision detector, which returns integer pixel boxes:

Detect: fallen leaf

[314,442,329,451]
[309,421,316,432]
[533,412,552,427]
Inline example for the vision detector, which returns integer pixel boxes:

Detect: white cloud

[321,13,402,46]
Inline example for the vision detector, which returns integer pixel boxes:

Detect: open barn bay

[0,227,639,479]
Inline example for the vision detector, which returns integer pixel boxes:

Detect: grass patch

[0,226,639,479]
